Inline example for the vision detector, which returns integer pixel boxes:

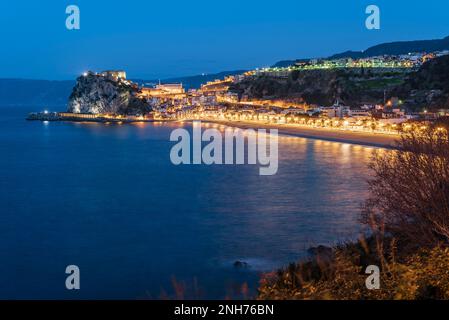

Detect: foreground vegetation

[259,119,449,300]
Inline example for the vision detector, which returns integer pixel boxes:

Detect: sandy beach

[195,119,400,149]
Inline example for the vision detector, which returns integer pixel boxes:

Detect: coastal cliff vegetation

[230,68,400,107]
[231,55,449,111]
[392,54,449,110]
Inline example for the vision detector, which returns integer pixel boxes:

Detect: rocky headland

[67,72,150,115]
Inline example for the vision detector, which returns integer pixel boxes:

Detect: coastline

[27,112,399,148]
[185,119,400,149]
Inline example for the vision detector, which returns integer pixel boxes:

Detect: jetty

[26,112,161,123]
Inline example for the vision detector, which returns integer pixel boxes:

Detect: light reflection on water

[0,109,385,299]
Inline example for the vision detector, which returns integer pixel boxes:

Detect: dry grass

[259,121,449,300]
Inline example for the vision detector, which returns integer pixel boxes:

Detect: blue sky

[0,0,448,80]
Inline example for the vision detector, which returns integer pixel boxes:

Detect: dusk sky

[1,0,448,80]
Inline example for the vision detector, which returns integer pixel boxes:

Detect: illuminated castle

[139,83,185,98]
[100,70,127,82]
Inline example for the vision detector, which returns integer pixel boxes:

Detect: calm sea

[0,106,377,299]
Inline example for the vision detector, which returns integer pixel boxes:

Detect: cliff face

[230,69,406,107]
[273,36,449,67]
[393,55,449,110]
[67,73,149,114]
[238,56,449,111]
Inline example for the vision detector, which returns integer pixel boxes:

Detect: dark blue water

[0,106,377,299]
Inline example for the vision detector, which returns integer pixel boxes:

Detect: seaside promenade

[180,118,400,148]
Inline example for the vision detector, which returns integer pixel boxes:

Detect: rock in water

[67,72,149,115]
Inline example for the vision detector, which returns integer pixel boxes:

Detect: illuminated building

[139,83,186,99]
[155,83,185,94]
[100,70,127,81]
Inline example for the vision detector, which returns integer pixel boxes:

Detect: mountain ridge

[330,35,449,59]
[135,70,247,89]
[273,36,449,67]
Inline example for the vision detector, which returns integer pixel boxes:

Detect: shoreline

[27,112,399,148]
[184,119,400,149]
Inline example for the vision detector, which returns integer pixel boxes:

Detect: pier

[27,112,159,123]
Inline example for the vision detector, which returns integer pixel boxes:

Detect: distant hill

[272,59,311,68]
[0,79,75,107]
[272,36,449,67]
[272,60,297,68]
[393,54,449,110]
[329,36,449,59]
[135,70,247,89]
[328,51,365,60]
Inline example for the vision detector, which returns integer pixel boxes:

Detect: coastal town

[7,0,449,303]
[28,50,449,137]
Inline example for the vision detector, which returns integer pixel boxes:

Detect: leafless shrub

[362,121,449,248]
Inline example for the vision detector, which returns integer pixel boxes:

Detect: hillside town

[256,50,449,75]
[29,51,449,135]
[120,50,449,133]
